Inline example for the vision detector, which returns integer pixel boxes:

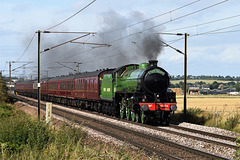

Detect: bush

[235,137,240,159]
[172,108,207,125]
[0,105,139,159]
[0,114,52,155]
[224,115,239,130]
[0,109,88,159]
[0,102,14,118]
[0,73,8,102]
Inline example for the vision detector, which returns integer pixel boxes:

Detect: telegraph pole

[7,61,33,94]
[184,33,188,117]
[157,32,188,118]
[38,30,41,119]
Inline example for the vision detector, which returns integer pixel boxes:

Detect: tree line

[170,80,240,92]
[0,72,8,102]
[171,75,240,81]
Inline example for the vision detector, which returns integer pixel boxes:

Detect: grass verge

[0,102,146,159]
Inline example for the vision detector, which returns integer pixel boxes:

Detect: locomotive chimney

[149,60,158,67]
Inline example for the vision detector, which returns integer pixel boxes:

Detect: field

[171,79,237,84]
[176,95,240,113]
[174,95,240,132]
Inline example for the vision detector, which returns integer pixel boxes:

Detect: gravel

[53,103,237,159]
[177,122,240,137]
[15,98,238,159]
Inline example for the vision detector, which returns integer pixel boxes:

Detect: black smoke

[97,10,164,66]
[25,10,164,79]
[139,33,163,60]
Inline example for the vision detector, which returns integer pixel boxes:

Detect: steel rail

[13,95,232,159]
[53,109,181,160]
[52,106,229,160]
[14,95,180,159]
[169,124,236,142]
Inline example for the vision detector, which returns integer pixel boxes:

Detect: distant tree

[210,81,219,89]
[227,82,236,86]
[225,75,234,81]
[179,81,184,89]
[175,83,180,88]
[0,73,8,102]
[235,84,240,92]
[198,81,206,85]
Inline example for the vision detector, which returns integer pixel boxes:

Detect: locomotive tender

[15,60,177,124]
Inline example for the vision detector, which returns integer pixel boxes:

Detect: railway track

[57,101,237,150]
[97,111,237,150]
[169,124,236,142]
[13,95,232,159]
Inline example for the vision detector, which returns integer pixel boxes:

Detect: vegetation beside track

[0,73,143,159]
[0,102,145,159]
[0,73,8,102]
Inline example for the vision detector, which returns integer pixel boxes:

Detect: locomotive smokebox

[149,60,158,67]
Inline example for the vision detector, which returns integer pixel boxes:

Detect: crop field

[176,95,240,113]
[175,95,240,132]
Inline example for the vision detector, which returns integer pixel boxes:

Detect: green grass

[0,102,14,118]
[235,137,240,159]
[0,102,145,160]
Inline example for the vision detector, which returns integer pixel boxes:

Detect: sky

[1,0,240,79]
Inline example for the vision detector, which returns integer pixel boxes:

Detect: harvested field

[176,95,240,113]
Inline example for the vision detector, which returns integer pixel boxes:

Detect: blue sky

[1,0,240,79]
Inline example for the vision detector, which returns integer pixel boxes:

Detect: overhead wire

[167,22,240,44]
[55,0,224,64]
[13,1,96,76]
[21,1,96,77]
[53,35,97,61]
[108,0,229,44]
[200,29,240,35]
[194,23,240,36]
[166,14,240,32]
[41,33,93,53]
[100,0,201,34]
[48,0,201,65]
[46,0,96,30]
[54,34,108,61]
[82,46,121,63]
[44,0,230,68]
[15,33,36,62]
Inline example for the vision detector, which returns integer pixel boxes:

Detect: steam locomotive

[15,60,177,124]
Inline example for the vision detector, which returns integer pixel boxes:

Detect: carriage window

[81,80,83,90]
[91,80,93,90]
